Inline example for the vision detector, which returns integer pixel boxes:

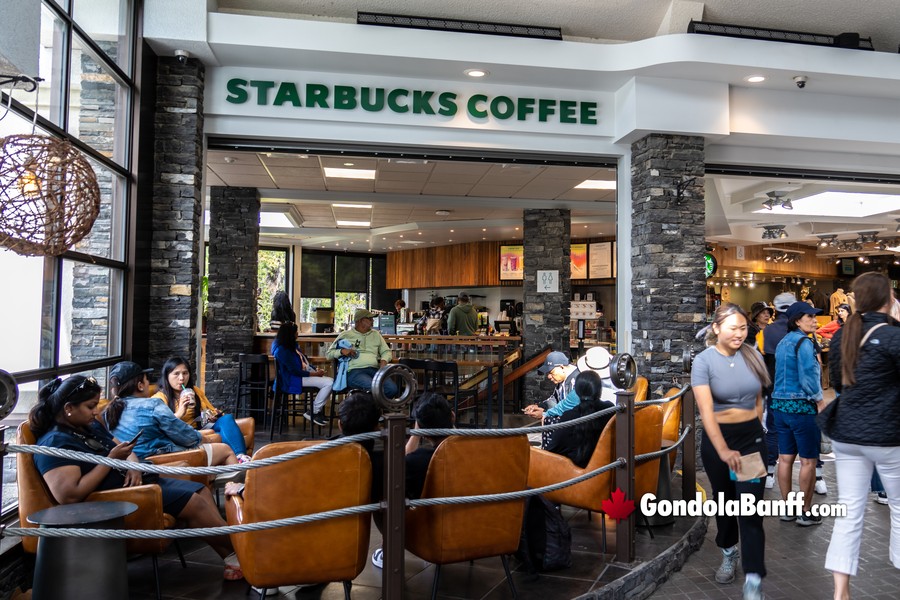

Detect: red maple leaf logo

[601,487,636,522]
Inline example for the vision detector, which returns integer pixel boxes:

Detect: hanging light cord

[0,75,43,124]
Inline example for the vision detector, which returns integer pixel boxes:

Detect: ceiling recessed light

[450,229,454,233]
[343,162,355,166]
[435,210,451,216]
[399,235,404,238]
[482,228,487,232]
[332,203,372,209]
[336,220,371,227]
[575,179,616,190]
[323,167,375,179]
[223,156,236,164]
[745,75,766,83]
[464,69,488,78]
[417,231,422,235]
[449,239,453,242]
[515,227,519,231]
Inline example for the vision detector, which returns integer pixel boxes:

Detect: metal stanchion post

[382,413,406,599]
[681,380,697,503]
[614,389,635,563]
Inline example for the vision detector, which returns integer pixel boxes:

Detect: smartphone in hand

[127,429,144,445]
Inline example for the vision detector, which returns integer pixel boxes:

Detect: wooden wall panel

[387,241,506,288]
[710,243,835,278]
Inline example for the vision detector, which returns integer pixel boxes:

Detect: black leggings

[701,419,767,578]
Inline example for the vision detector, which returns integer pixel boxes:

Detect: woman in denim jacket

[772,301,825,526]
[103,361,239,468]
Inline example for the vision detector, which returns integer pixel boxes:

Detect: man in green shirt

[326,309,397,397]
[447,293,479,336]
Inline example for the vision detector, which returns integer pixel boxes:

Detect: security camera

[793,75,808,89]
[174,49,190,65]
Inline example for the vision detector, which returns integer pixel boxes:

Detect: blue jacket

[272,341,313,394]
[107,396,202,459]
[772,330,822,414]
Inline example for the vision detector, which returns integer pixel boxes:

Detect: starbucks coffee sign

[207,68,614,137]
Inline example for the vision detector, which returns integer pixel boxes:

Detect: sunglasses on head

[62,376,100,403]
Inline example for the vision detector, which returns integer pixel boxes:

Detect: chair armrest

[235,418,255,454]
[527,447,583,489]
[148,449,209,485]
[225,493,245,526]
[201,430,222,444]
[87,484,168,530]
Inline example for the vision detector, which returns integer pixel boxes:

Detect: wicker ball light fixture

[0,134,100,256]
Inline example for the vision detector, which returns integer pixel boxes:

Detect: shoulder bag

[816,322,887,436]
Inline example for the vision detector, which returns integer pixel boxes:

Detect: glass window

[336,255,367,292]
[72,0,132,74]
[299,298,331,325]
[0,250,46,373]
[257,248,288,332]
[58,259,123,366]
[71,154,126,260]
[300,253,334,298]
[335,292,368,331]
[10,4,68,127]
[68,34,129,165]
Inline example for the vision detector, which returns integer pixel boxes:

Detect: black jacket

[828,312,900,446]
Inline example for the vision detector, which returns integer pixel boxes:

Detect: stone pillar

[149,57,205,368]
[204,186,260,403]
[631,134,706,394]
[522,209,571,407]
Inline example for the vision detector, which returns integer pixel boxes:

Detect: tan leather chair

[405,435,530,600]
[631,376,649,402]
[201,417,256,455]
[661,387,683,473]
[226,441,372,598]
[527,405,664,551]
[16,422,185,599]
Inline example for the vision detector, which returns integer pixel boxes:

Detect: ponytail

[840,312,864,387]
[103,375,140,431]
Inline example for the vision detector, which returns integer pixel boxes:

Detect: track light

[761,199,775,210]
[761,191,793,211]
[761,225,787,240]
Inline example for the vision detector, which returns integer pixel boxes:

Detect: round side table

[28,501,138,600]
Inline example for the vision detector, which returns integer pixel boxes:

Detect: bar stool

[270,370,323,440]
[236,353,271,426]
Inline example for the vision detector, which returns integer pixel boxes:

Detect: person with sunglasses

[103,361,240,470]
[30,375,243,580]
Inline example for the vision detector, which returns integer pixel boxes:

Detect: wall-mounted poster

[570,244,588,279]
[589,242,612,279]
[500,245,524,280]
[840,258,855,276]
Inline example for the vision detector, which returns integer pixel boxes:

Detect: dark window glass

[335,255,367,292]
[301,252,333,298]
[369,255,393,312]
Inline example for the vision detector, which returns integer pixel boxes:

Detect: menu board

[570,244,587,279]
[589,242,613,279]
[500,245,524,280]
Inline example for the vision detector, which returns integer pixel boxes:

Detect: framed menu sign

[589,242,612,279]
[500,245,524,280]
[570,244,588,279]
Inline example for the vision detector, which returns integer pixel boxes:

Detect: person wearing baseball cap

[760,292,796,489]
[523,351,577,420]
[771,301,825,526]
[325,308,396,397]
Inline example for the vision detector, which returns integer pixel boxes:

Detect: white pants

[825,440,900,575]
[304,376,334,412]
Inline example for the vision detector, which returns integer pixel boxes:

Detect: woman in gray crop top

[691,303,771,599]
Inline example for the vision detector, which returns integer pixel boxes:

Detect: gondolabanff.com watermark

[640,491,847,518]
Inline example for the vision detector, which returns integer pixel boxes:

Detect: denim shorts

[773,409,820,459]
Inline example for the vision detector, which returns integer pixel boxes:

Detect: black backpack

[517,495,572,573]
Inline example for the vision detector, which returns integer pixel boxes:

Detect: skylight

[259,212,294,228]
[575,179,616,190]
[753,192,900,218]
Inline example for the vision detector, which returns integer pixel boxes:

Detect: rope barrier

[634,425,693,464]
[635,385,690,407]
[412,404,624,438]
[4,503,382,539]
[8,431,381,476]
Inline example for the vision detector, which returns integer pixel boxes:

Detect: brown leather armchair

[527,405,664,551]
[631,376,649,402]
[16,422,182,599]
[405,435,530,600]
[226,441,372,598]
[661,387,683,473]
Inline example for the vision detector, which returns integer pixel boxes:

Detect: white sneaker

[371,547,383,569]
[876,492,889,505]
[252,586,278,597]
[815,478,828,495]
[765,475,775,490]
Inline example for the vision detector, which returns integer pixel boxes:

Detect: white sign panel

[537,270,559,293]
[571,301,597,320]
[589,242,613,279]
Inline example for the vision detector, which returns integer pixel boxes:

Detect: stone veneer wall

[204,187,260,403]
[522,209,572,407]
[148,57,206,369]
[630,134,706,394]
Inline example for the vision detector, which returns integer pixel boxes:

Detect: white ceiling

[205,1,900,258]
[216,0,900,54]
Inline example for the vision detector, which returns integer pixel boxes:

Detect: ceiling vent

[688,20,873,51]
[358,12,562,41]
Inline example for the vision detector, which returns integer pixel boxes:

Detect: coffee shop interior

[208,146,900,340]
